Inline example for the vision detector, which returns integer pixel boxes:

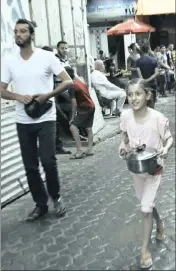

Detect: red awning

[107,19,155,36]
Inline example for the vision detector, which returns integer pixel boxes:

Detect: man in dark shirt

[136,44,159,108]
[65,66,95,159]
[42,45,71,154]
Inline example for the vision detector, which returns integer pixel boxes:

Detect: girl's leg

[141,212,153,257]
[140,174,161,266]
[153,207,164,240]
[153,207,162,228]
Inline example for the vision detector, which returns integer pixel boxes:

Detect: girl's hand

[159,147,168,159]
[118,142,129,157]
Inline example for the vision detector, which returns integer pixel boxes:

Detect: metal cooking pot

[121,145,162,175]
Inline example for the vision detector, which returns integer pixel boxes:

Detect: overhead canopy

[136,0,176,15]
[107,19,155,36]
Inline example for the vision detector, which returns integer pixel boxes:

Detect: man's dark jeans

[17,121,60,207]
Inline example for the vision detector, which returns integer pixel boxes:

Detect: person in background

[98,50,106,61]
[128,46,132,55]
[1,19,73,220]
[158,45,175,94]
[170,44,176,64]
[65,66,95,159]
[91,60,126,116]
[136,44,159,108]
[153,46,161,60]
[166,44,175,92]
[127,43,140,79]
[166,44,175,70]
[42,44,71,155]
[107,59,122,85]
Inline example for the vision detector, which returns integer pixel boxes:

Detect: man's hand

[33,94,49,104]
[16,94,33,104]
[62,113,68,120]
[69,119,74,126]
[159,147,169,159]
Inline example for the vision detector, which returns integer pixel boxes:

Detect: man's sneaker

[54,197,66,217]
[26,206,48,221]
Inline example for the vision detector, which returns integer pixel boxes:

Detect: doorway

[107,32,125,69]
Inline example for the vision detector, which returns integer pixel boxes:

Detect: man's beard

[59,51,67,59]
[16,36,32,48]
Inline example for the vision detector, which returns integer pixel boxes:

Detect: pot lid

[127,147,158,161]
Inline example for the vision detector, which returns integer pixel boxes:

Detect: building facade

[136,0,176,49]
[86,0,136,68]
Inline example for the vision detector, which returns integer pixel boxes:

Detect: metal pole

[58,0,64,40]
[28,0,36,47]
[81,0,91,87]
[45,0,51,46]
[70,0,78,62]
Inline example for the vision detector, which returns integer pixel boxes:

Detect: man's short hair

[160,45,165,48]
[141,44,150,53]
[16,19,36,34]
[129,43,136,50]
[57,41,68,48]
[42,46,53,52]
[65,66,74,80]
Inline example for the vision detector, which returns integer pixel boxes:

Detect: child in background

[65,66,95,159]
[118,79,173,269]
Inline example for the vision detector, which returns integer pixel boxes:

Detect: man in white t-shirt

[1,19,73,221]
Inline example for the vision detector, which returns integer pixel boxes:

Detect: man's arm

[145,67,159,83]
[136,67,143,78]
[35,71,73,104]
[48,71,73,98]
[1,82,33,104]
[158,58,171,70]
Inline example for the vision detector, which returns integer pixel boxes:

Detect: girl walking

[118,79,173,269]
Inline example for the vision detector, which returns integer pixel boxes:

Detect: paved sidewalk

[1,96,175,270]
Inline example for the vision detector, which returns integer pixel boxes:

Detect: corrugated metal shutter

[1,105,44,207]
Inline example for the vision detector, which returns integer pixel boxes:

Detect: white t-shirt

[1,48,64,124]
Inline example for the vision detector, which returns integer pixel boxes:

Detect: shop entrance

[107,32,125,69]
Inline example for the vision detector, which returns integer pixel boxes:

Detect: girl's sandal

[156,224,165,241]
[140,254,153,269]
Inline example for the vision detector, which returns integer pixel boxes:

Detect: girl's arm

[118,131,130,156]
[160,135,173,158]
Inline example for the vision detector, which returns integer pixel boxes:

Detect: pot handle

[119,149,128,160]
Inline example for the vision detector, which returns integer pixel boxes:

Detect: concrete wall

[89,27,109,59]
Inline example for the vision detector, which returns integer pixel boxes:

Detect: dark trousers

[17,121,60,207]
